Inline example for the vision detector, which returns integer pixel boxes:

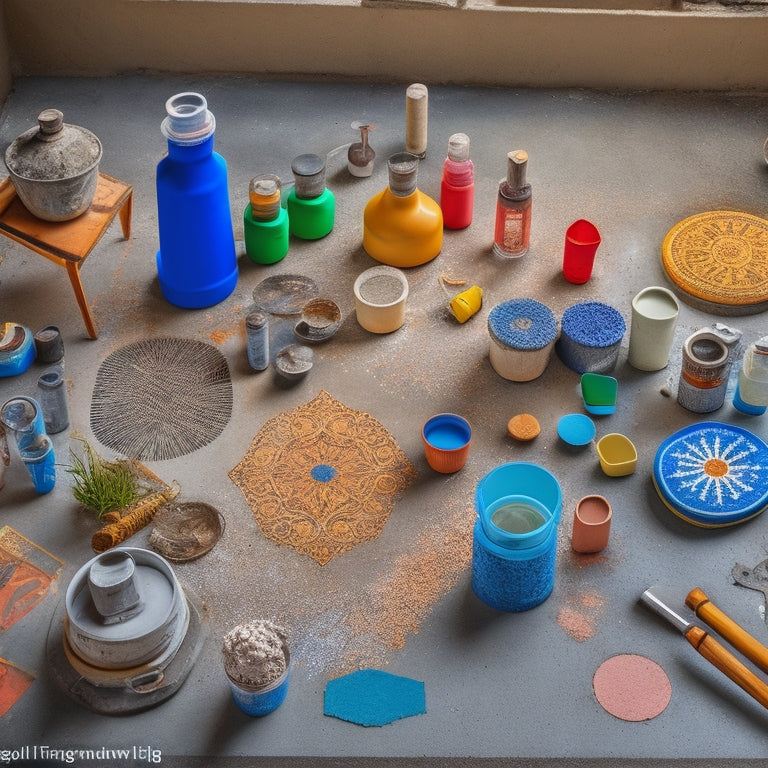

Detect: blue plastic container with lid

[472,463,562,612]
[156,92,238,309]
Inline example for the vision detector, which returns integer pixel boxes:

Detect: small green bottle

[244,174,289,265]
[286,154,335,240]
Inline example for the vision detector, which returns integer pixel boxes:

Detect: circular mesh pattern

[561,302,625,347]
[487,298,558,350]
[90,337,232,461]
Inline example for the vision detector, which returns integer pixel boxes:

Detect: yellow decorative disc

[662,210,768,314]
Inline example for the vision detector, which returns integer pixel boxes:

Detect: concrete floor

[1,77,768,766]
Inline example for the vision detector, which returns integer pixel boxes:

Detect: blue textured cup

[556,301,625,374]
[228,656,291,717]
[472,464,561,612]
[472,515,557,612]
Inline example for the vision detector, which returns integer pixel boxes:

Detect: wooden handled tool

[641,587,768,710]
[686,587,768,675]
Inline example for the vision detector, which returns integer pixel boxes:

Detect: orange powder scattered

[209,328,237,344]
[557,589,606,642]
[345,506,474,651]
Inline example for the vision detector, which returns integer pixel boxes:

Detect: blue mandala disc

[653,421,768,527]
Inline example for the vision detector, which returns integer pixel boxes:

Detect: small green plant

[67,440,140,518]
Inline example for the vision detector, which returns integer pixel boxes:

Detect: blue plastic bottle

[156,92,238,308]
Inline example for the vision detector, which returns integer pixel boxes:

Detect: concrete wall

[2,0,768,93]
[0,2,13,105]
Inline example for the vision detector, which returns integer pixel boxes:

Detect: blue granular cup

[556,301,626,374]
[472,463,562,612]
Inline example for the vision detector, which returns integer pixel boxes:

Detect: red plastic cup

[562,219,601,284]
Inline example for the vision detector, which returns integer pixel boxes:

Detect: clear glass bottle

[440,133,474,230]
[734,336,768,414]
[363,152,443,268]
[244,174,289,265]
[493,150,532,259]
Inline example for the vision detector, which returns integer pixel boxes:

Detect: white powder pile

[222,619,288,687]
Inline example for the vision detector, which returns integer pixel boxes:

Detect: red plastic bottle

[440,133,474,230]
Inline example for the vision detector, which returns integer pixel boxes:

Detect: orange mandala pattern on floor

[229,390,416,565]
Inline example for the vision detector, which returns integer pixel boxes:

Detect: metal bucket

[5,109,102,221]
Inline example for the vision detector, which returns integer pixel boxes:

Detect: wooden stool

[0,172,133,339]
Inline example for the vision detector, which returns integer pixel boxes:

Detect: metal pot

[4,108,102,221]
[65,547,188,670]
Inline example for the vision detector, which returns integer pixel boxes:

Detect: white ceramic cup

[628,286,680,371]
[353,266,409,334]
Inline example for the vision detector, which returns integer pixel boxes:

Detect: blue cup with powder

[472,463,561,612]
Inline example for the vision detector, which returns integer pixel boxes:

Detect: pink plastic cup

[563,219,601,284]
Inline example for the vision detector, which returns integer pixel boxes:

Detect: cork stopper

[405,83,428,159]
[506,150,528,189]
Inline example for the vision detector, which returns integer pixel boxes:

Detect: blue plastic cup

[472,465,561,612]
[228,655,291,717]
[1,396,47,453]
[20,436,56,494]
[475,462,562,524]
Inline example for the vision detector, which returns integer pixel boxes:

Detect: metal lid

[5,109,102,181]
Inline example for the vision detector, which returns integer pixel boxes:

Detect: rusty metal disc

[149,501,224,562]
[662,210,768,315]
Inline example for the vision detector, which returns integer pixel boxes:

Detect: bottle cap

[387,152,419,197]
[447,133,470,162]
[246,312,269,331]
[161,92,216,145]
[249,174,282,221]
[291,154,326,199]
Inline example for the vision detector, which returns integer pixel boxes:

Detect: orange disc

[507,413,541,441]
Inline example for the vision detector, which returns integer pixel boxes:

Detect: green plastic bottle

[244,174,289,265]
[363,152,442,268]
[286,154,335,240]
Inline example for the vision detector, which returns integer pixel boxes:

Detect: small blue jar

[472,463,561,612]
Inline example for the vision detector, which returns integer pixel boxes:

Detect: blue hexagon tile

[323,669,426,726]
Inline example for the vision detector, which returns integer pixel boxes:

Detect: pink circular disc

[593,654,672,721]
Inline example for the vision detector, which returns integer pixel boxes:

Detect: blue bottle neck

[166,134,215,161]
